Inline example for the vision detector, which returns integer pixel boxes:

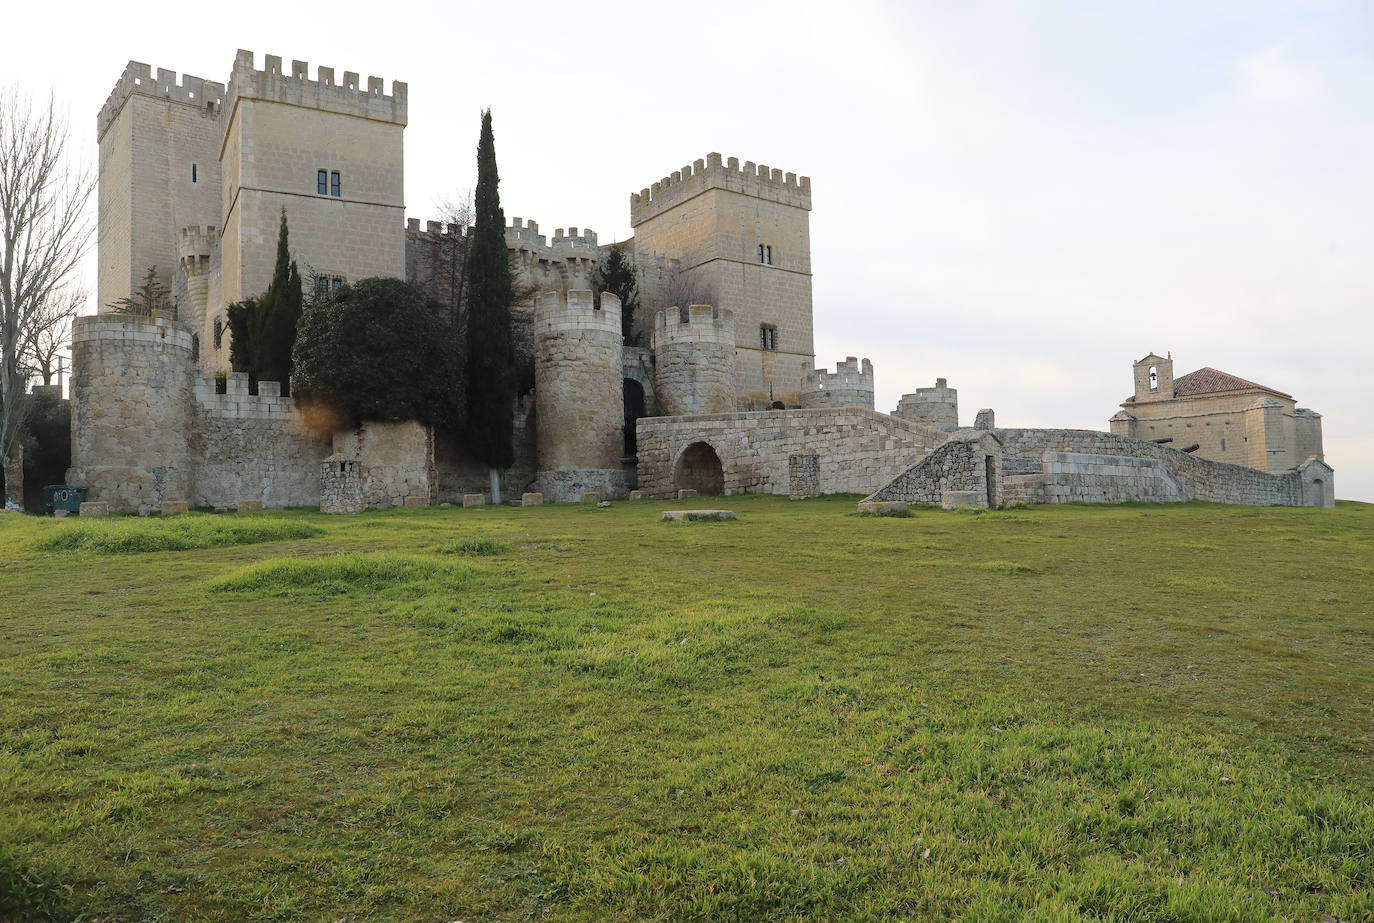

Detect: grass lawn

[1,496,1371,921]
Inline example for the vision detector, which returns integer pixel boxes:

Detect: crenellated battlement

[631,152,811,226]
[407,217,470,241]
[804,357,873,391]
[98,61,225,141]
[653,305,735,349]
[893,378,959,429]
[178,225,218,279]
[222,49,407,138]
[505,216,547,253]
[194,373,302,420]
[551,226,598,260]
[535,289,622,337]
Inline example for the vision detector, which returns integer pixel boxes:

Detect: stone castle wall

[636,407,949,498]
[996,428,1331,507]
[864,432,1003,507]
[332,421,434,508]
[191,373,329,509]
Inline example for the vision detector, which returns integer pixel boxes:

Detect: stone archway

[674,441,725,496]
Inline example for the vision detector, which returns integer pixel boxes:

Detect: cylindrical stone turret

[652,305,736,415]
[533,289,626,501]
[800,356,874,410]
[893,377,959,430]
[67,314,196,513]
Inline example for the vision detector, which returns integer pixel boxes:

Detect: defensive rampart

[636,407,949,498]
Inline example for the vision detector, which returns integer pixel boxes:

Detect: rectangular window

[331,171,341,197]
[760,325,777,351]
[317,170,328,195]
[316,276,331,297]
[758,244,765,263]
[331,275,344,289]
[1221,438,1226,452]
[191,163,197,183]
[765,245,772,265]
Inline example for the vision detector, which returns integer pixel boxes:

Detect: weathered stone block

[237,499,263,512]
[579,490,602,503]
[462,493,486,507]
[80,501,109,517]
[677,488,699,499]
[403,495,429,508]
[627,490,645,500]
[521,492,544,506]
[161,500,189,515]
[941,490,983,510]
[662,509,736,521]
[857,500,908,516]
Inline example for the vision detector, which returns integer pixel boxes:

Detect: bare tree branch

[0,87,94,471]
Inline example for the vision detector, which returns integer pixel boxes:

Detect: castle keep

[67,50,1334,514]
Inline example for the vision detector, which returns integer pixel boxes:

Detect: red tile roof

[1124,367,1292,403]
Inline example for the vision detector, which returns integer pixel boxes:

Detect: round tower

[533,289,626,501]
[67,314,196,513]
[652,305,736,415]
[893,377,959,430]
[800,357,874,410]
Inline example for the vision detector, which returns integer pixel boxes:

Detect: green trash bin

[43,485,88,516]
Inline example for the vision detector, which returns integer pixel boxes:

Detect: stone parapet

[893,378,959,430]
[98,61,225,141]
[631,152,811,226]
[221,50,406,151]
[801,357,874,410]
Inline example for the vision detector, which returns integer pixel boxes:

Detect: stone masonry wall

[68,315,196,513]
[636,407,949,498]
[191,374,329,508]
[996,428,1325,506]
[864,432,1002,506]
[653,305,735,416]
[332,421,435,508]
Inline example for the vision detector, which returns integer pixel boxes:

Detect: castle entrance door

[674,442,725,497]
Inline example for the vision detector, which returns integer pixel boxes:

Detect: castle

[66,50,1335,514]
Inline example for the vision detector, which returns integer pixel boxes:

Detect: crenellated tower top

[98,61,225,141]
[653,305,735,349]
[535,289,621,337]
[631,152,811,227]
[222,49,407,140]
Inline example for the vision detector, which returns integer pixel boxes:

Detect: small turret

[652,305,736,415]
[893,378,959,430]
[800,357,874,410]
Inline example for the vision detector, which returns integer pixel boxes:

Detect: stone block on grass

[677,488,698,499]
[579,491,602,504]
[403,496,429,508]
[161,500,189,516]
[462,494,486,508]
[521,492,543,506]
[941,490,983,510]
[662,509,736,522]
[237,499,264,512]
[79,501,109,517]
[857,500,908,516]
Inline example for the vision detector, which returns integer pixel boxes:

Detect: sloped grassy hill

[1,497,1370,921]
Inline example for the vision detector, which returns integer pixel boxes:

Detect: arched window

[1148,366,1158,391]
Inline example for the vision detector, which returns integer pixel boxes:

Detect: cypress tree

[464,109,515,479]
[227,208,302,391]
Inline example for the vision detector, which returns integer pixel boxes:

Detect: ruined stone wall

[67,315,195,513]
[653,305,735,416]
[863,432,1002,506]
[636,407,949,498]
[191,374,329,508]
[534,290,626,501]
[332,421,434,508]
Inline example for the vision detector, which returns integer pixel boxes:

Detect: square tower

[96,62,225,317]
[631,153,814,407]
[214,51,407,364]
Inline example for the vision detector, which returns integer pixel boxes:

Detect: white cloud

[1237,44,1323,105]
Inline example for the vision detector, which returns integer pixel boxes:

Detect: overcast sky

[4,1,1370,500]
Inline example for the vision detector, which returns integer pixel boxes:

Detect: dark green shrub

[291,276,464,434]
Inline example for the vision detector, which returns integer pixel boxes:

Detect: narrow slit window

[191,163,197,183]
[330,172,340,197]
[317,170,328,195]
[213,317,223,350]
[765,245,772,265]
